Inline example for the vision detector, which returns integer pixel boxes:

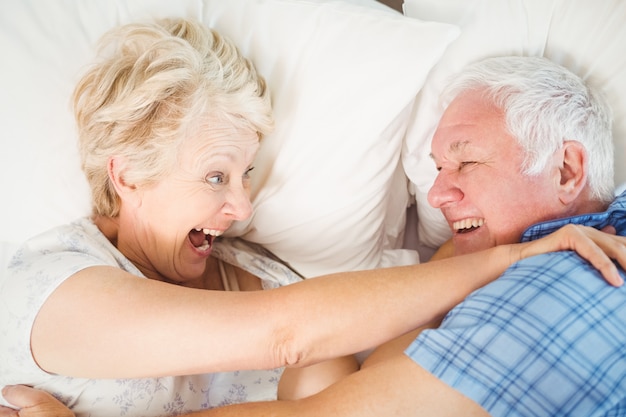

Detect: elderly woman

[0,18,624,417]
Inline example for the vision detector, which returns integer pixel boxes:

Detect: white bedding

[0,0,460,278]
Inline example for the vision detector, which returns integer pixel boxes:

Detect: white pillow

[0,0,459,276]
[402,0,626,249]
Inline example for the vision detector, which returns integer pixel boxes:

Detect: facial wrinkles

[432,91,532,254]
[142,195,213,284]
[431,119,481,164]
[121,168,206,283]
[117,203,173,281]
[184,130,259,179]
[454,146,528,249]
[175,130,258,274]
[431,135,494,246]
[115,125,260,285]
[448,138,471,157]
[181,142,257,224]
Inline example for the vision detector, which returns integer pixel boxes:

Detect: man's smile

[453,218,485,234]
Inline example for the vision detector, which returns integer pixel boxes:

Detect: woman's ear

[107,156,141,208]
[556,140,588,205]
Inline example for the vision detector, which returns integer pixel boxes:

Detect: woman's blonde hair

[73,18,273,216]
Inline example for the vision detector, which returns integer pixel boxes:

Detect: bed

[1,0,625,406]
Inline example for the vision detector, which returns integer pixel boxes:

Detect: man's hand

[0,386,73,417]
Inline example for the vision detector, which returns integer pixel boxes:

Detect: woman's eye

[243,166,255,179]
[205,173,224,185]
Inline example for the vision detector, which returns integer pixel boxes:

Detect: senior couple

[1,18,625,417]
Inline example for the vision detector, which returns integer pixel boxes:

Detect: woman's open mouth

[188,228,223,251]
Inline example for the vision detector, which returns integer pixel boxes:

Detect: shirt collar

[520,190,626,243]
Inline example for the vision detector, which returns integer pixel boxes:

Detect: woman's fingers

[553,224,624,287]
[1,386,74,417]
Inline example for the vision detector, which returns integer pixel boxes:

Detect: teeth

[201,228,223,237]
[453,218,484,231]
[193,227,223,237]
[191,228,222,251]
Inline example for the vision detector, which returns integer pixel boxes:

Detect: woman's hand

[0,386,73,417]
[513,224,625,287]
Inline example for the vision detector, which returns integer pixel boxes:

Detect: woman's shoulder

[7,217,135,276]
[16,217,102,255]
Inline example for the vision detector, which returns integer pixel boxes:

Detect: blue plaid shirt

[406,191,626,416]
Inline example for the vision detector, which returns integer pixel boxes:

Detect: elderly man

[3,56,626,417]
[398,55,626,415]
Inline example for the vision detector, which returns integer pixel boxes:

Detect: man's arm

[189,352,489,417]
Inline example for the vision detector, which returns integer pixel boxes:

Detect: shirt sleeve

[0,224,112,384]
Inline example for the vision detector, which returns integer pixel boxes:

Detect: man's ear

[556,140,588,205]
[107,156,141,208]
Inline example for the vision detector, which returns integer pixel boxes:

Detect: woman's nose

[427,170,463,209]
[223,185,253,221]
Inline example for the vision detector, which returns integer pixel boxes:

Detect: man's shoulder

[458,249,624,322]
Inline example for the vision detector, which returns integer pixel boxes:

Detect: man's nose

[427,171,463,208]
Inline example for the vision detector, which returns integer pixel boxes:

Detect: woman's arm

[30,224,625,379]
